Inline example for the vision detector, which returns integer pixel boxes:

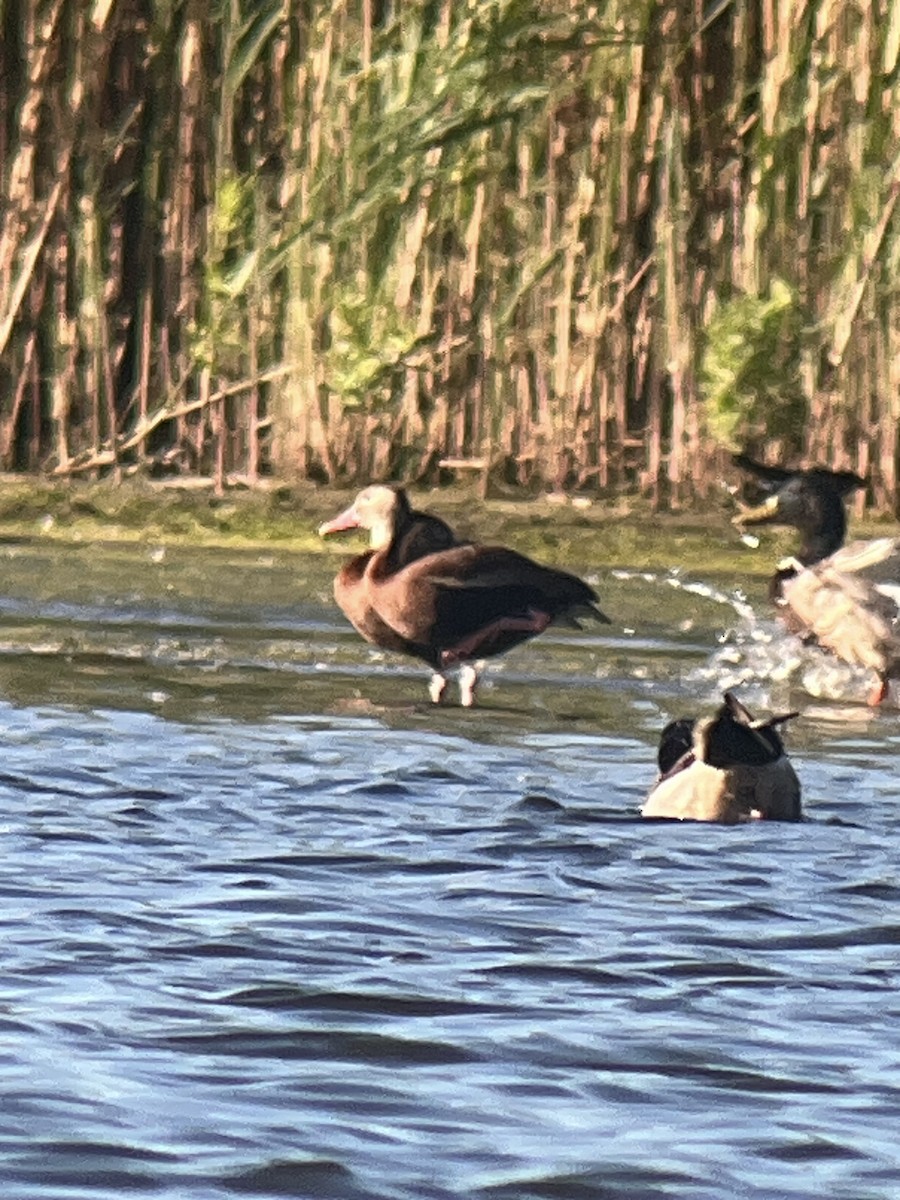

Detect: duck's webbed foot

[428,672,448,704]
[458,662,481,708]
[868,675,890,706]
[440,609,552,666]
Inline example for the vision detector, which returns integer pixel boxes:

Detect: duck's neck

[379,493,415,572]
[367,516,396,553]
[796,523,843,567]
[365,521,402,585]
[795,497,846,566]
[770,566,795,603]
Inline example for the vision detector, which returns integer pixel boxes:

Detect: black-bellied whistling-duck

[319,486,464,703]
[732,455,900,705]
[642,692,801,823]
[319,485,610,706]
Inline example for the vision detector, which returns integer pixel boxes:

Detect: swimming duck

[732,456,900,705]
[319,485,610,706]
[642,692,801,822]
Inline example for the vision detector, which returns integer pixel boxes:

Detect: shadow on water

[1,541,900,1199]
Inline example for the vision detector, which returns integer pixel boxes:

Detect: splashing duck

[732,455,900,705]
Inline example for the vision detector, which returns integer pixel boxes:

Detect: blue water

[0,544,898,1199]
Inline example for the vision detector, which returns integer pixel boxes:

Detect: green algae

[0,477,893,579]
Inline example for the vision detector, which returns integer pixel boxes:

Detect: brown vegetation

[1,1,899,510]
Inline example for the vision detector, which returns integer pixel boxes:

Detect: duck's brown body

[642,693,801,823]
[363,542,602,664]
[320,485,609,704]
[333,552,440,664]
[330,504,458,668]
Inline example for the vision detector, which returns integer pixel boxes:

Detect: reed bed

[1,0,898,510]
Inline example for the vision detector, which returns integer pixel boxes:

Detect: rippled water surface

[2,539,900,1199]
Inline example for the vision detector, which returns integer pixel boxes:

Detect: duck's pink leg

[440,609,552,666]
[458,662,480,707]
[868,675,889,706]
[428,672,448,704]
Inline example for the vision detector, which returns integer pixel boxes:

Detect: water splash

[696,612,875,708]
[611,568,880,708]
[610,568,755,622]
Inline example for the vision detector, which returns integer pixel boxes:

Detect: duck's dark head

[656,717,696,777]
[318,485,412,550]
[733,467,865,565]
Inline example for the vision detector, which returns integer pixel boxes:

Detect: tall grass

[0,0,898,510]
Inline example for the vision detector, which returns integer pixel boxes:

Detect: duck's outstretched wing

[826,537,900,575]
[733,453,867,499]
[783,564,897,673]
[823,539,900,628]
[732,454,794,490]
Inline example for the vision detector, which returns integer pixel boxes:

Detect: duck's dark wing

[732,454,794,490]
[369,543,608,661]
[807,468,868,499]
[702,692,798,767]
[424,545,609,621]
[733,453,866,499]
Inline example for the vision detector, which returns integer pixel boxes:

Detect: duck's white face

[318,486,400,549]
